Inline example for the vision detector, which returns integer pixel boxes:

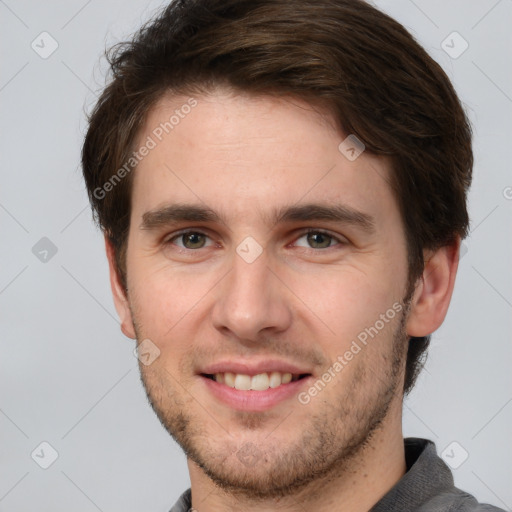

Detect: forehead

[130,89,397,229]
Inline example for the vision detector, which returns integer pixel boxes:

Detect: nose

[211,247,293,343]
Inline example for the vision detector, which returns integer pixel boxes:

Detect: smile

[203,372,308,391]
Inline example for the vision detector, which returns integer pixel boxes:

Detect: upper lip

[199,359,313,377]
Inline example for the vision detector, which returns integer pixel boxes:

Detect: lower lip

[200,375,312,412]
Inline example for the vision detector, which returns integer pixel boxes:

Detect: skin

[106,87,460,512]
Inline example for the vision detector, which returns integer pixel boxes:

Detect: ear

[405,236,461,337]
[104,235,136,339]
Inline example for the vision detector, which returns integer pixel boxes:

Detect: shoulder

[418,487,507,512]
[399,438,506,512]
[169,488,192,512]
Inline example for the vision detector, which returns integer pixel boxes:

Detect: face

[118,88,415,498]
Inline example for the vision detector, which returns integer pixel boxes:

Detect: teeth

[224,372,235,388]
[281,372,292,384]
[269,371,282,388]
[234,374,252,390]
[251,373,270,391]
[213,371,295,390]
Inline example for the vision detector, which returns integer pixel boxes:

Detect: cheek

[128,260,216,340]
[288,266,402,350]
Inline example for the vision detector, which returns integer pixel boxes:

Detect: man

[81,0,504,510]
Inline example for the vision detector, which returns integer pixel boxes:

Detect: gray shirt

[169,438,505,511]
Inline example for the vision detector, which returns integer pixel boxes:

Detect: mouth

[201,372,311,391]
[197,360,315,411]
[199,369,313,412]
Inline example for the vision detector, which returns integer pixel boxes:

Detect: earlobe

[104,235,137,339]
[405,237,461,338]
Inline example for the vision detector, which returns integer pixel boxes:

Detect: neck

[187,401,406,512]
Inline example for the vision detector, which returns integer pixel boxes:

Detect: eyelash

[164,228,347,251]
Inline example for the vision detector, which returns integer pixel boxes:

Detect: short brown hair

[82,0,473,395]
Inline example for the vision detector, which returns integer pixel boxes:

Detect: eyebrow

[273,203,375,234]
[140,202,376,235]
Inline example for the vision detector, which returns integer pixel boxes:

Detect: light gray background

[1,0,511,510]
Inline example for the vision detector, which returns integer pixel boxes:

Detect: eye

[293,229,345,250]
[166,230,213,250]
